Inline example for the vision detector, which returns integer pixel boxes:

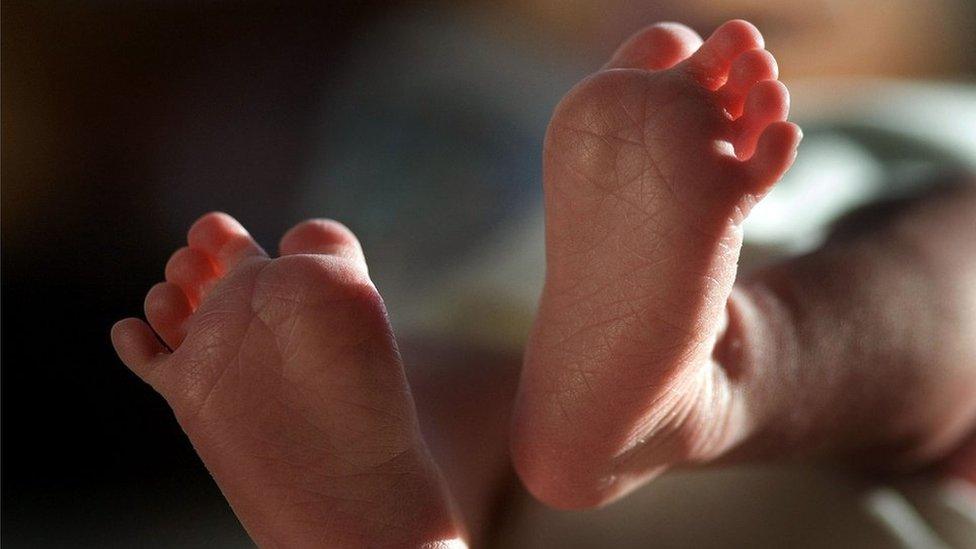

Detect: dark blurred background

[3,1,975,546]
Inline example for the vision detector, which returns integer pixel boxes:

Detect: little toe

[718,49,778,118]
[605,22,703,70]
[683,19,764,89]
[732,79,790,159]
[111,318,168,381]
[164,246,217,306]
[278,219,367,271]
[741,120,802,194]
[187,212,266,274]
[144,282,193,349]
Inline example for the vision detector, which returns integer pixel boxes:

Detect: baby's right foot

[112,213,464,547]
[512,21,801,507]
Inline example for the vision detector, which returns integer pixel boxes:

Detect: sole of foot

[511,20,802,508]
[112,212,465,547]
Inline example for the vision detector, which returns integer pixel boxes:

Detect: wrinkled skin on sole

[112,213,465,547]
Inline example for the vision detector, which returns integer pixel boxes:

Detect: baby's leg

[112,214,465,547]
[732,182,976,467]
[511,20,976,508]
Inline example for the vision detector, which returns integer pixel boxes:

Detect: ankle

[709,282,799,461]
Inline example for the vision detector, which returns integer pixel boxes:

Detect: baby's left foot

[112,213,463,547]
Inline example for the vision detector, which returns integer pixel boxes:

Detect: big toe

[278,219,367,271]
[605,22,703,70]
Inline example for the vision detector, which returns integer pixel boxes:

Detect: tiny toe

[279,219,367,270]
[605,22,703,70]
[718,49,778,118]
[145,282,193,349]
[111,318,168,380]
[684,19,764,89]
[187,212,266,274]
[732,79,790,159]
[164,246,217,306]
[742,121,802,194]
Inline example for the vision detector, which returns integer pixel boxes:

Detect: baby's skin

[113,20,976,547]
[112,216,464,547]
[511,19,802,506]
[509,19,976,508]
[512,20,976,510]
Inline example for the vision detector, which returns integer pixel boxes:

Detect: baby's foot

[112,213,463,547]
[512,21,801,507]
